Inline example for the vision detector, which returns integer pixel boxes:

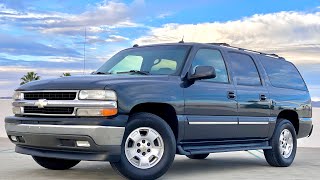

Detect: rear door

[227,52,271,138]
[184,48,239,140]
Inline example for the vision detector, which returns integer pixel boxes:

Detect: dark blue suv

[5,43,313,180]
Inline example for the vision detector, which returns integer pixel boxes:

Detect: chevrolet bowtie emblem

[34,99,48,108]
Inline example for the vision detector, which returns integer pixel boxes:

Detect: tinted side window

[228,52,261,86]
[192,49,228,83]
[260,56,307,90]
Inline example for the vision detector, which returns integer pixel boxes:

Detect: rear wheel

[32,156,80,170]
[186,154,209,160]
[110,112,176,180]
[264,119,297,167]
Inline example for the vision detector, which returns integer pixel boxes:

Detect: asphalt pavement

[0,138,319,180]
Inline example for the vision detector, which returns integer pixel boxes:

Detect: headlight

[78,90,117,100]
[13,91,23,100]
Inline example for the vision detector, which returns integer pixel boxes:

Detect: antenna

[179,35,184,43]
[83,27,86,75]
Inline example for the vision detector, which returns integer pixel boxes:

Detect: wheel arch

[277,110,299,135]
[129,103,179,140]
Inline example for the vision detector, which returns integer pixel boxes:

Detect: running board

[177,141,271,155]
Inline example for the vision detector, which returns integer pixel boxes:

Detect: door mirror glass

[189,66,216,81]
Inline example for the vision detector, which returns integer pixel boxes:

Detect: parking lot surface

[0,138,319,180]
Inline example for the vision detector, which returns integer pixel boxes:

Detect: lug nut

[147,143,150,146]
[142,140,145,143]
[147,149,151,152]
[137,149,141,153]
[142,152,146,156]
[137,143,140,147]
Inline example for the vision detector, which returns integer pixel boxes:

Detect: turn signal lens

[101,108,118,116]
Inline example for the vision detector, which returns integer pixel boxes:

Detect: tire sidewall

[115,113,176,180]
[272,120,297,166]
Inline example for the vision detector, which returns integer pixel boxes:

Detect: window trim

[228,51,263,87]
[189,47,231,84]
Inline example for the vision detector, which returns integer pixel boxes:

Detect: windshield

[96,45,191,75]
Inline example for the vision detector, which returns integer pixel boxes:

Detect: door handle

[260,94,267,101]
[227,91,236,99]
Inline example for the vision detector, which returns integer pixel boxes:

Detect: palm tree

[61,72,71,77]
[20,72,40,85]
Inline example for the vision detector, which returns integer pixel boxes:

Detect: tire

[110,112,176,180]
[32,156,80,170]
[264,119,297,167]
[186,153,209,160]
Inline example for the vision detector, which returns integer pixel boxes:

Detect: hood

[17,75,170,91]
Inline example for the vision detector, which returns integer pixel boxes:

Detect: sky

[0,0,319,100]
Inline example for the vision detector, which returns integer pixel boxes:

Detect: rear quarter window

[259,56,307,91]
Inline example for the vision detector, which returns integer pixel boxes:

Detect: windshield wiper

[117,70,150,75]
[92,71,112,75]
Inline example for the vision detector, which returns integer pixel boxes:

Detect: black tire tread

[33,156,80,170]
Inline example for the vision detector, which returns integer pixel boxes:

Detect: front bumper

[5,116,127,162]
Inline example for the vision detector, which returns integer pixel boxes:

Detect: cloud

[0,34,81,57]
[0,1,145,36]
[157,12,173,19]
[0,80,15,86]
[312,97,320,101]
[85,34,129,44]
[134,11,320,64]
[106,35,130,42]
[0,56,100,71]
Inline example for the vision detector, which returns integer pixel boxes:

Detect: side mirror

[189,66,216,81]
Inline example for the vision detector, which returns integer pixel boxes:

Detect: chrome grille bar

[13,100,117,108]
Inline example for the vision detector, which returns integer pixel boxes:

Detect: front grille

[24,92,77,100]
[24,106,74,115]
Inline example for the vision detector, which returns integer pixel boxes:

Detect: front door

[227,52,271,138]
[184,48,238,141]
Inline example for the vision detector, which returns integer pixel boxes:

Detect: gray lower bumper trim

[5,123,125,146]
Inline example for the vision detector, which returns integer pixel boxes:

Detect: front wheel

[110,112,176,180]
[32,156,80,170]
[264,119,297,167]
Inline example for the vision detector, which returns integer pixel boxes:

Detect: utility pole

[83,27,86,75]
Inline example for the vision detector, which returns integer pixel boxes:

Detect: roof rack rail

[267,53,279,57]
[207,43,230,46]
[208,43,283,59]
[133,44,139,47]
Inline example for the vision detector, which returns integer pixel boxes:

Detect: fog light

[12,107,22,115]
[10,136,17,142]
[76,141,90,147]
